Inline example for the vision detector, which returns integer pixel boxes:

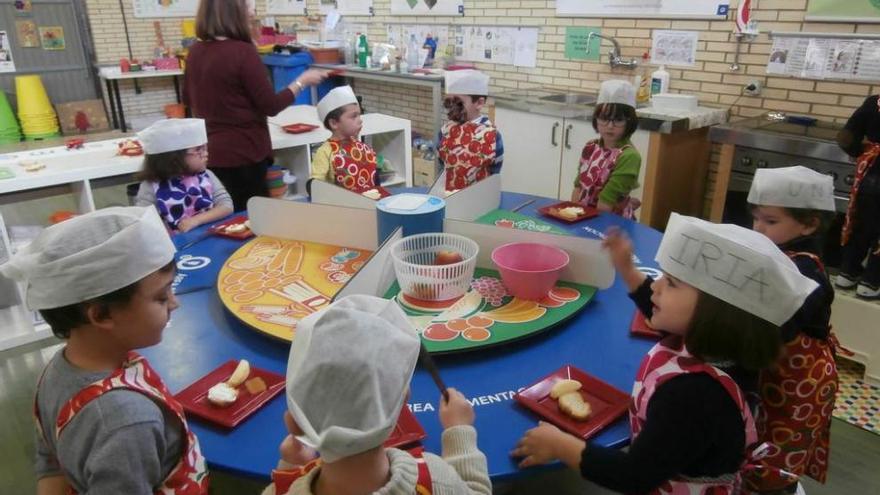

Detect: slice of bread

[550,379,582,399]
[558,392,591,421]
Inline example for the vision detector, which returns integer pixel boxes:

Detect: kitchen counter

[493,88,728,134]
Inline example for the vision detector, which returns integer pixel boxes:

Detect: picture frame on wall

[39,27,65,51]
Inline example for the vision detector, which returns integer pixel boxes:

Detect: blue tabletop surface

[143,192,663,482]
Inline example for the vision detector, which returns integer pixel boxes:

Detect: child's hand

[511,421,581,469]
[177,217,200,233]
[439,388,475,428]
[278,411,318,467]
[602,227,634,271]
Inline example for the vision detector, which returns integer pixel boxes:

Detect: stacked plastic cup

[0,92,22,145]
[15,75,60,140]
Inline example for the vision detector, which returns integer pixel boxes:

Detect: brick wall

[84,0,880,214]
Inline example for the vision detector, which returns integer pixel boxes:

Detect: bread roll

[558,392,591,421]
[550,379,582,399]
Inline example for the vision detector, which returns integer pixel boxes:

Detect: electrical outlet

[744,79,762,96]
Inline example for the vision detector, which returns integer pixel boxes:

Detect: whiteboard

[132,0,199,18]
[556,0,729,19]
[391,0,463,16]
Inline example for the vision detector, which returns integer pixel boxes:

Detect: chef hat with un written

[286,294,421,463]
[0,207,176,310]
[655,213,818,326]
[747,166,836,212]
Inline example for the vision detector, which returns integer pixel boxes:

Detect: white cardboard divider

[310,180,376,210]
[428,169,447,197]
[247,197,378,250]
[443,174,502,221]
[333,228,403,301]
[445,219,615,289]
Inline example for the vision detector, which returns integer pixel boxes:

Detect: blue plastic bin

[262,52,335,105]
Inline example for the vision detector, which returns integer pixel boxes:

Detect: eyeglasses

[596,118,627,128]
[186,145,208,156]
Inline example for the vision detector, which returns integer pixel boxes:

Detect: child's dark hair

[39,261,175,339]
[323,102,362,131]
[686,291,782,371]
[749,204,834,237]
[591,103,639,138]
[137,149,189,182]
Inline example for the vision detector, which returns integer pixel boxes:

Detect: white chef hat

[656,213,818,326]
[317,85,359,123]
[597,79,636,108]
[137,118,207,155]
[445,70,490,96]
[0,207,175,310]
[286,294,420,463]
[747,166,836,212]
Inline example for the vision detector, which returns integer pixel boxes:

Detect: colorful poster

[15,20,39,48]
[0,31,16,73]
[39,27,65,51]
[14,0,32,16]
[391,0,463,16]
[806,0,880,22]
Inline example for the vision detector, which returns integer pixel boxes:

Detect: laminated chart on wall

[266,0,306,15]
[451,25,539,68]
[766,36,880,82]
[391,0,463,16]
[386,24,451,58]
[132,0,199,18]
[650,31,698,67]
[556,0,729,18]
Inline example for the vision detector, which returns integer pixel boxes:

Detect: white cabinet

[496,107,649,202]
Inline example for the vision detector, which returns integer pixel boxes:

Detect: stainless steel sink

[539,93,597,105]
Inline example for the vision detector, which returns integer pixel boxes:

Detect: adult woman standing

[184,0,326,211]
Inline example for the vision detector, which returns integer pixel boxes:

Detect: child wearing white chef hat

[438,69,504,193]
[746,165,838,492]
[515,214,817,494]
[569,79,642,219]
[262,295,491,495]
[0,207,210,494]
[309,86,382,197]
[135,118,233,232]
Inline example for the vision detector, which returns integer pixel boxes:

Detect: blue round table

[141,192,662,482]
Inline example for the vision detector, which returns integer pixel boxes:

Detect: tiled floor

[2,338,879,494]
[834,359,880,436]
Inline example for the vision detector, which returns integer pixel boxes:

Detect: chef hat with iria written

[286,294,420,462]
[747,166,836,212]
[137,118,207,155]
[655,213,818,326]
[0,207,176,310]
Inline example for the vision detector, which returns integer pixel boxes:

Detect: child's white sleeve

[437,425,492,494]
[133,181,155,208]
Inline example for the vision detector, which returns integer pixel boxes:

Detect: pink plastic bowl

[491,242,570,301]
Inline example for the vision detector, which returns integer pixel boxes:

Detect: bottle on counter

[357,34,369,68]
[635,53,651,105]
[650,65,670,96]
[407,34,420,70]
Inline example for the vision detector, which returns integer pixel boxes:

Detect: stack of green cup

[0,92,22,145]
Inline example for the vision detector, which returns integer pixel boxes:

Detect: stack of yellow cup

[15,75,60,140]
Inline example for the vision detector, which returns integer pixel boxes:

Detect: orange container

[308,48,341,64]
[164,103,186,119]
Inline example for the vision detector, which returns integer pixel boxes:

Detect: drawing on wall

[0,32,17,73]
[392,0,462,16]
[14,0,32,16]
[16,20,39,48]
[39,27,66,51]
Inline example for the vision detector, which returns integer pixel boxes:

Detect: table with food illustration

[140,191,663,482]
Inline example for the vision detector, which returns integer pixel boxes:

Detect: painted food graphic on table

[386,268,595,353]
[218,237,372,341]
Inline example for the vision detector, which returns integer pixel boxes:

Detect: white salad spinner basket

[390,233,479,301]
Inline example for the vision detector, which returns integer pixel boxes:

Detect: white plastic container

[390,233,479,302]
[650,66,670,96]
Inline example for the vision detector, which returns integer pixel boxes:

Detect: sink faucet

[587,32,638,69]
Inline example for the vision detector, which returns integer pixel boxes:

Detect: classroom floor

[2,338,879,494]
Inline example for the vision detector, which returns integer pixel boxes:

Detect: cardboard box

[413,156,437,187]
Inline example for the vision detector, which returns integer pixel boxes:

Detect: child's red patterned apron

[34,352,209,495]
[270,451,434,494]
[630,338,789,494]
[328,139,378,193]
[748,252,839,491]
[439,120,497,192]
[575,140,638,219]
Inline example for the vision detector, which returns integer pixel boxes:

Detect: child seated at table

[512,214,817,494]
[438,69,503,194]
[570,80,642,219]
[135,118,233,233]
[309,86,381,195]
[0,207,209,494]
[747,166,838,492]
[262,295,491,495]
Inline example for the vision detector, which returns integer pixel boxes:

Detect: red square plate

[209,216,254,240]
[515,365,630,439]
[384,406,427,448]
[538,201,599,223]
[631,310,663,339]
[174,360,285,428]
[282,123,319,134]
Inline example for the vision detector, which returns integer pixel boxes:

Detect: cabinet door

[495,107,563,198]
[628,129,651,204]
[558,119,599,201]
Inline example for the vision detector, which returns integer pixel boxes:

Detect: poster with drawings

[0,31,16,73]
[391,0,463,16]
[453,25,538,68]
[266,0,305,15]
[650,30,698,67]
[765,36,880,81]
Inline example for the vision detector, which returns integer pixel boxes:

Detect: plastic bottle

[407,34,421,70]
[357,34,369,68]
[650,65,670,96]
[635,53,651,105]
